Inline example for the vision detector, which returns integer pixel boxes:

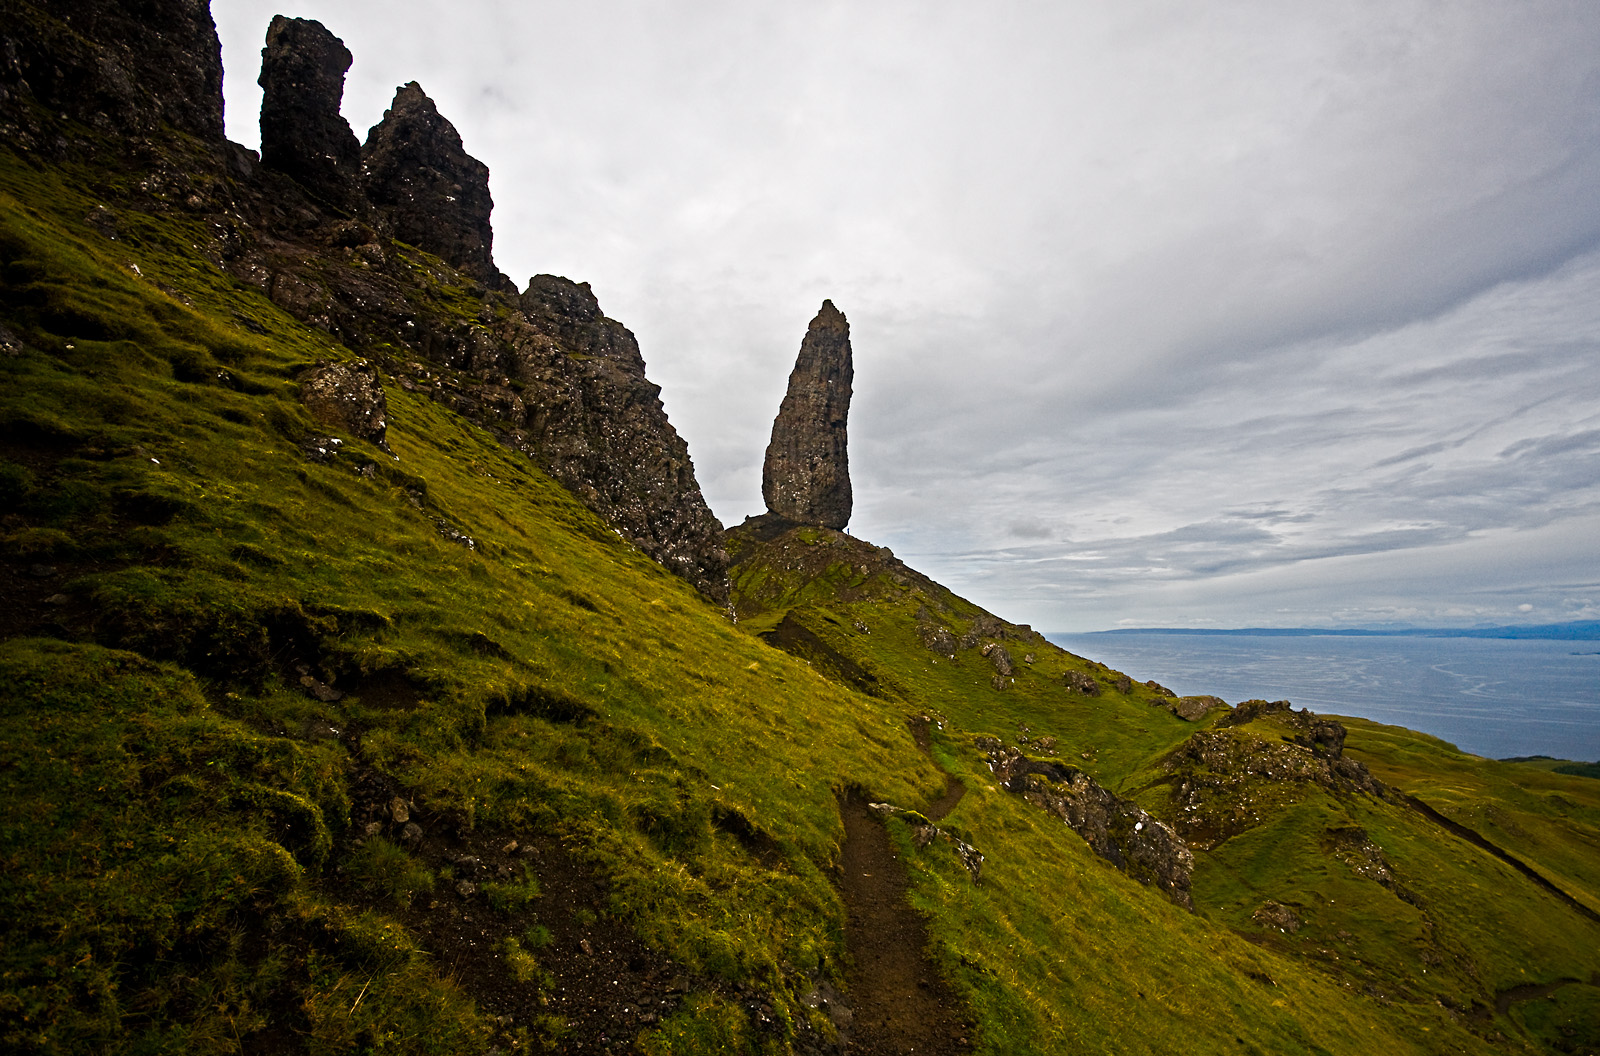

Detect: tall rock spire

[362,82,506,288]
[258,16,362,210]
[762,300,854,530]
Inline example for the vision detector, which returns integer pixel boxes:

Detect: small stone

[389,796,410,823]
[1252,900,1302,933]
[44,594,70,605]
[455,880,477,898]
[364,821,383,836]
[402,822,423,841]
[501,839,518,854]
[579,938,593,955]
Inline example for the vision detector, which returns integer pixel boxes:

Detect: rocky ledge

[982,739,1195,910]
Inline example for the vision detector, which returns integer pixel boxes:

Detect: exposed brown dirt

[838,792,971,1056]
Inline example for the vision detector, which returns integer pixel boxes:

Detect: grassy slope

[726,526,1600,1054]
[1,142,1596,1055]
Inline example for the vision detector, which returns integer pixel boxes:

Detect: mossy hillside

[727,526,1215,790]
[726,523,1600,1053]
[1343,718,1600,915]
[0,146,950,1050]
[0,638,488,1054]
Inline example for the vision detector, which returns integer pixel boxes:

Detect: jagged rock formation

[258,16,362,210]
[761,300,853,529]
[363,82,507,290]
[983,740,1195,910]
[0,0,223,149]
[0,4,730,603]
[509,276,729,600]
[1164,704,1384,849]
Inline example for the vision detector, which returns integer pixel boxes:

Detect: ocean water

[1046,633,1600,762]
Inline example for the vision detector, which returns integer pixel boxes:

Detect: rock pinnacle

[258,16,362,210]
[762,300,854,530]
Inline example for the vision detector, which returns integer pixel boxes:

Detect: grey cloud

[211,1,1600,631]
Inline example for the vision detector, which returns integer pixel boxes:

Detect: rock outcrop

[258,16,362,210]
[984,741,1195,910]
[0,0,224,149]
[761,300,853,529]
[1163,705,1383,849]
[363,82,506,289]
[299,360,390,452]
[509,275,729,601]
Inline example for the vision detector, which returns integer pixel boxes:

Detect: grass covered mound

[3,136,1599,1054]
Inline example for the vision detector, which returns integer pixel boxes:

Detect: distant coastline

[1074,620,1600,641]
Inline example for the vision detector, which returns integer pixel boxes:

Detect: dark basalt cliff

[0,2,729,602]
[0,0,223,150]
[363,82,508,291]
[762,300,853,530]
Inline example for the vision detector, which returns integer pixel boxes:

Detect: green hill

[2,4,1599,1053]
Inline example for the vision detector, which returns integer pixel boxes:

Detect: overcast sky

[213,1,1600,632]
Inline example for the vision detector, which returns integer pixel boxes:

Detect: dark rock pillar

[257,16,362,210]
[362,82,505,288]
[762,300,854,530]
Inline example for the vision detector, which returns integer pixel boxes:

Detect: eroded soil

[838,792,971,1056]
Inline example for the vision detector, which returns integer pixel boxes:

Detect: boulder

[362,82,505,287]
[299,359,390,451]
[1062,671,1101,696]
[1252,900,1301,933]
[761,300,853,529]
[1174,695,1225,721]
[258,16,362,209]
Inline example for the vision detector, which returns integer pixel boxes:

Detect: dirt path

[839,793,972,1055]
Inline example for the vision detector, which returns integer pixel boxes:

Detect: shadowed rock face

[512,275,730,603]
[258,16,361,210]
[0,0,223,149]
[762,300,853,530]
[363,82,505,288]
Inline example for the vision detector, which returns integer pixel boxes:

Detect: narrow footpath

[837,717,973,1055]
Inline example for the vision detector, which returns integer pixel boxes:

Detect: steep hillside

[1,2,1598,1055]
[724,519,1600,1055]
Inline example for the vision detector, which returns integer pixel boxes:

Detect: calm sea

[1046,633,1600,762]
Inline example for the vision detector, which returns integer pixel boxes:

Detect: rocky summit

[762,299,854,529]
[363,81,509,291]
[257,16,363,211]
